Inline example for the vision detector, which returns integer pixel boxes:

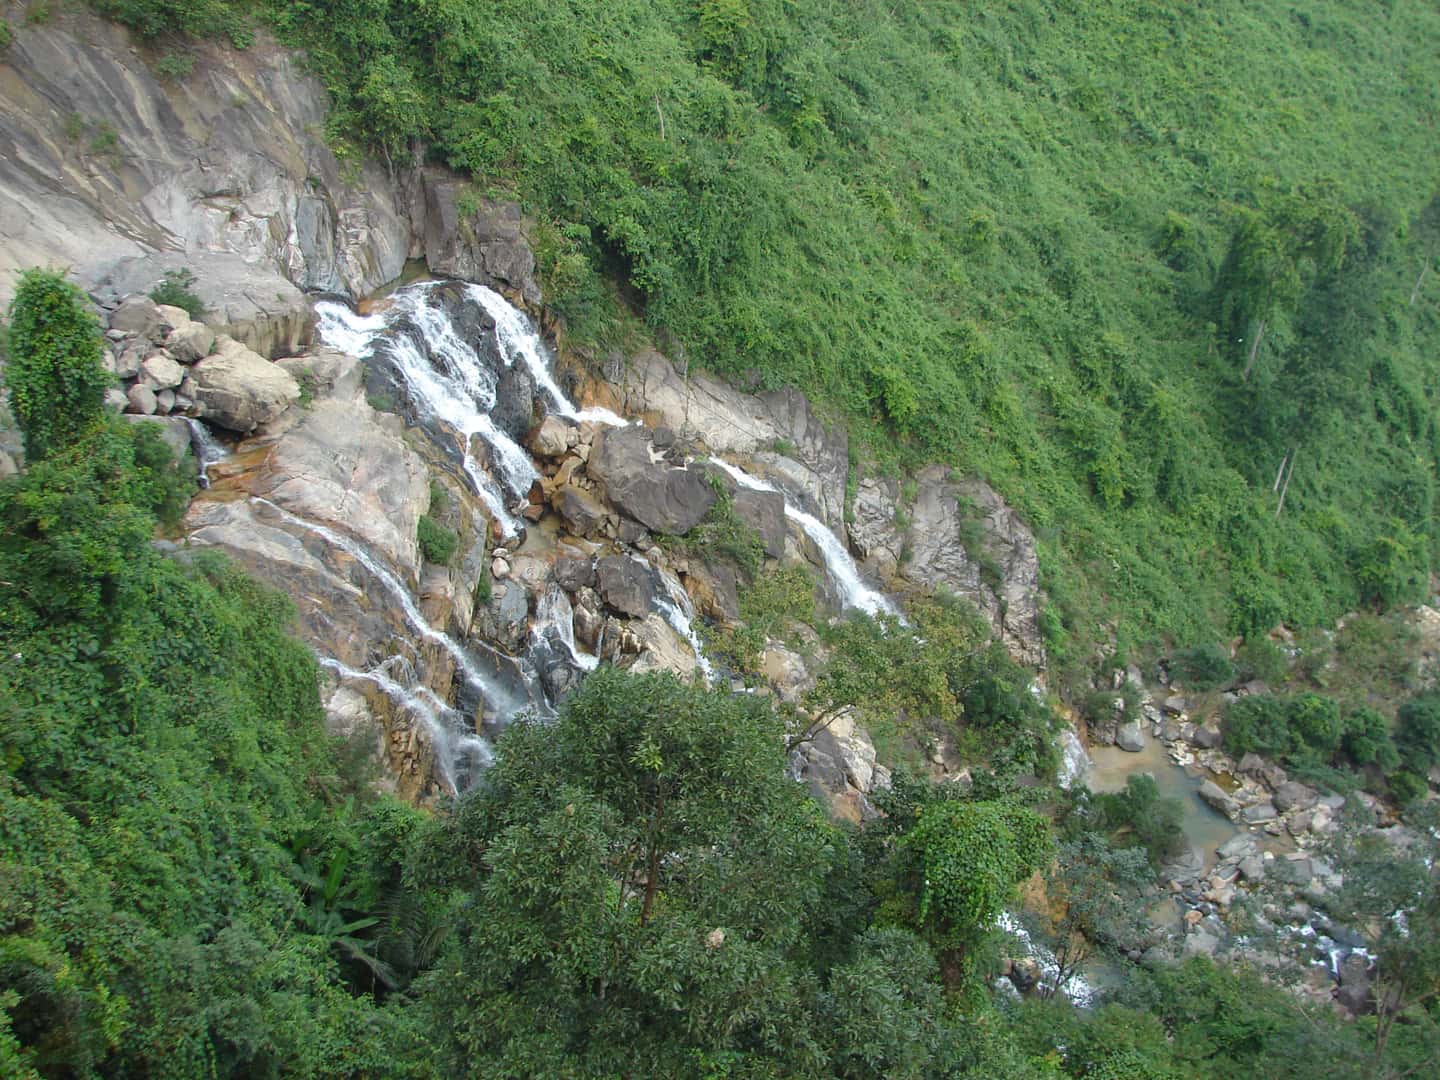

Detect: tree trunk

[1242,317,1268,382]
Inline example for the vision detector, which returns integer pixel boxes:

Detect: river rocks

[126,384,158,415]
[528,416,575,459]
[554,484,610,538]
[139,352,186,391]
[554,554,597,593]
[1188,724,1223,750]
[1199,780,1239,816]
[190,337,302,432]
[588,424,715,534]
[1335,954,1373,1015]
[422,172,541,305]
[596,555,662,618]
[1241,800,1278,824]
[166,320,217,363]
[1116,720,1146,752]
[1272,780,1318,813]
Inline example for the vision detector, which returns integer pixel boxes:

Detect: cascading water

[706,457,898,618]
[183,417,227,488]
[251,496,525,722]
[532,584,599,674]
[996,911,1098,1007]
[656,568,716,684]
[318,656,492,796]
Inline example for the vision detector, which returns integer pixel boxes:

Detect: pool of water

[1088,736,1239,866]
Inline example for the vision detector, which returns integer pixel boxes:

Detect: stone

[1273,780,1319,813]
[1241,801,1278,824]
[422,172,541,305]
[104,387,129,412]
[685,561,741,623]
[762,645,813,704]
[125,383,158,415]
[491,558,511,580]
[166,320,216,362]
[139,351,186,390]
[1183,931,1221,957]
[1237,752,1267,775]
[109,295,166,341]
[113,340,146,379]
[596,555,662,618]
[554,554,597,593]
[155,389,175,414]
[1287,811,1314,837]
[1116,720,1146,752]
[527,416,574,459]
[1217,833,1259,860]
[1238,855,1266,882]
[1189,725,1223,750]
[732,486,788,559]
[588,424,716,534]
[553,484,609,538]
[189,336,301,432]
[122,415,192,459]
[1163,695,1188,715]
[1199,780,1239,816]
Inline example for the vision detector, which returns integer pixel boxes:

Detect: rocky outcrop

[190,337,301,432]
[421,172,541,306]
[587,424,715,534]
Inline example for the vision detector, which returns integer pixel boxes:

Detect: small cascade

[183,417,227,488]
[656,569,716,683]
[250,496,525,721]
[1056,729,1093,790]
[532,584,599,673]
[997,911,1098,1007]
[318,656,492,796]
[706,457,898,618]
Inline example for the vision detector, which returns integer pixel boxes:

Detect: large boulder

[1273,781,1319,814]
[190,337,301,432]
[554,484,610,538]
[422,171,541,305]
[596,555,663,618]
[733,487,788,559]
[1116,720,1146,752]
[588,424,715,534]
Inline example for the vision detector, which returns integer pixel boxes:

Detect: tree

[1395,691,1440,771]
[1033,835,1151,999]
[3,270,110,461]
[414,668,843,1075]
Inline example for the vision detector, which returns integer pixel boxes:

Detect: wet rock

[554,554,597,593]
[527,416,574,459]
[190,337,301,432]
[1117,720,1146,752]
[1199,780,1239,816]
[554,484,609,538]
[596,555,662,618]
[589,424,715,534]
[629,612,700,678]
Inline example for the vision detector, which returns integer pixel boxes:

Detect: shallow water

[1088,736,1238,865]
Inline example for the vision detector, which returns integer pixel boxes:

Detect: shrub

[1169,643,1235,690]
[0,21,12,50]
[1287,693,1343,759]
[1341,707,1399,770]
[153,51,194,80]
[1093,774,1185,865]
[1388,769,1428,807]
[3,269,111,461]
[1223,695,1292,759]
[1396,691,1440,770]
[416,514,458,565]
[149,268,205,320]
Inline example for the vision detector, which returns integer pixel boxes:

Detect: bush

[1169,643,1235,690]
[1093,774,1185,865]
[148,268,205,320]
[1341,707,1399,770]
[3,269,111,461]
[416,514,458,565]
[1396,691,1440,770]
[1224,695,1292,758]
[1388,769,1428,807]
[1287,693,1343,759]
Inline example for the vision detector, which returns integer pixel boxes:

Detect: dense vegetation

[91,0,1440,659]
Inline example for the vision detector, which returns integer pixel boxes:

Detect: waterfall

[532,583,599,673]
[318,656,491,796]
[183,417,227,488]
[1057,729,1093,790]
[706,457,898,618]
[250,496,524,721]
[996,911,1098,1007]
[656,568,716,683]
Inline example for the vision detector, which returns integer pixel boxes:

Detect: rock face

[596,555,663,619]
[588,425,715,534]
[190,338,302,432]
[422,172,541,306]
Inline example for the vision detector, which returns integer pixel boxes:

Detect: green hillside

[245,0,1440,657]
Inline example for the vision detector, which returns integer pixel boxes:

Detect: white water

[183,417,227,488]
[706,457,898,618]
[997,911,1098,1007]
[319,656,492,795]
[657,568,716,683]
[1056,729,1093,790]
[250,496,523,720]
[315,290,532,537]
[532,583,599,672]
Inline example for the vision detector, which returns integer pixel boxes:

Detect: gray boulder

[1117,720,1146,752]
[1241,801,1278,824]
[166,320,216,363]
[1189,725,1223,750]
[189,337,301,432]
[125,384,158,415]
[139,351,186,390]
[596,555,662,619]
[733,486,788,559]
[109,296,166,341]
[588,425,715,534]
[1273,781,1318,814]
[554,484,609,538]
[422,172,541,305]
[1199,781,1239,816]
[554,554,597,593]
